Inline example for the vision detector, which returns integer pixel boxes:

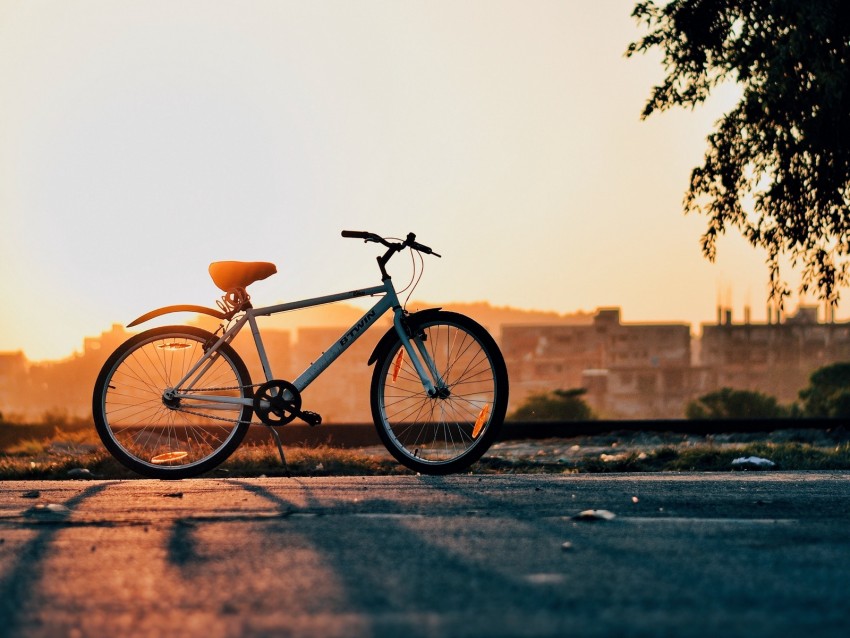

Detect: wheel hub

[162,389,180,409]
[430,386,451,399]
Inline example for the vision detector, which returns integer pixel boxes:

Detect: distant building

[502,308,702,418]
[700,305,850,403]
[25,324,133,420]
[0,351,28,417]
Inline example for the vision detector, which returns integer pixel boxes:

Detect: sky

[0,0,835,361]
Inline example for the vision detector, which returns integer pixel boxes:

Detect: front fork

[393,312,448,397]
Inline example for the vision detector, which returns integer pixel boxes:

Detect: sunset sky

[0,0,834,361]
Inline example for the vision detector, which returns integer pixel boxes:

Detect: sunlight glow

[0,1,840,362]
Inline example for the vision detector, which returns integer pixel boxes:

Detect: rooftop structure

[700,305,850,403]
[501,308,696,418]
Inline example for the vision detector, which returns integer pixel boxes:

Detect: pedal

[300,410,322,427]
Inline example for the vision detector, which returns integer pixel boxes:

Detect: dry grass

[214,443,410,477]
[480,441,850,474]
[2,424,850,479]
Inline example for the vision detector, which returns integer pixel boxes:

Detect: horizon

[2,1,844,361]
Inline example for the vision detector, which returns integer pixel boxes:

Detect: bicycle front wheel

[92,325,253,479]
[370,311,508,474]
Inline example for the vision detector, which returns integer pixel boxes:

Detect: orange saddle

[208,261,277,292]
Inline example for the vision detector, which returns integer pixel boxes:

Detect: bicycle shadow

[0,482,117,638]
[167,517,207,567]
[227,478,582,636]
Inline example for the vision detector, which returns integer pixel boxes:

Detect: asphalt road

[1,473,849,638]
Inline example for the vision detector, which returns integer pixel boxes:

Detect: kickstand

[264,425,290,475]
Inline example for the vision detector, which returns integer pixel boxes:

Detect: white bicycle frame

[167,277,444,411]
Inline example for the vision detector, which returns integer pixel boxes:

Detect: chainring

[253,380,302,426]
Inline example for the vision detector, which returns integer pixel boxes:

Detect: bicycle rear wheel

[92,325,253,479]
[370,311,508,474]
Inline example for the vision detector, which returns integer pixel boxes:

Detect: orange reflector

[472,404,490,439]
[392,350,404,383]
[151,451,189,464]
[158,342,191,351]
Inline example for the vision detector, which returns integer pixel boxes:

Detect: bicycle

[92,231,509,479]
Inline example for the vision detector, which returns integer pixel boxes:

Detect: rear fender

[367,308,442,366]
[127,305,230,328]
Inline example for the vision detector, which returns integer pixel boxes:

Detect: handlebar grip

[410,241,433,254]
[341,230,372,239]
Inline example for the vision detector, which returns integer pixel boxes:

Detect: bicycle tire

[370,311,508,474]
[92,325,253,479]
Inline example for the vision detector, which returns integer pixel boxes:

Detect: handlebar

[341,230,441,257]
[341,229,441,279]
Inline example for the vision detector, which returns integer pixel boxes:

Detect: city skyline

[2,300,844,424]
[2,1,843,361]
[0,294,835,367]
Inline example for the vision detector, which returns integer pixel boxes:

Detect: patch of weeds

[571,441,850,473]
[0,452,106,479]
[578,452,654,473]
[738,441,850,470]
[83,455,140,479]
[5,438,48,456]
[665,447,739,471]
[219,444,409,477]
[652,446,680,464]
[476,457,570,474]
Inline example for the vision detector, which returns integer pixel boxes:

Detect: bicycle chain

[171,384,265,426]
[182,383,264,392]
[173,405,256,426]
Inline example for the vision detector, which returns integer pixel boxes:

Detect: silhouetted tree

[628,1,850,304]
[685,387,788,419]
[510,388,596,421]
[798,362,850,417]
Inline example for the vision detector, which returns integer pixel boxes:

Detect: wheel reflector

[151,451,189,464]
[392,350,404,382]
[472,404,490,439]
[158,342,191,351]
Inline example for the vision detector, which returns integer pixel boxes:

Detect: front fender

[367,308,443,366]
[127,304,229,328]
